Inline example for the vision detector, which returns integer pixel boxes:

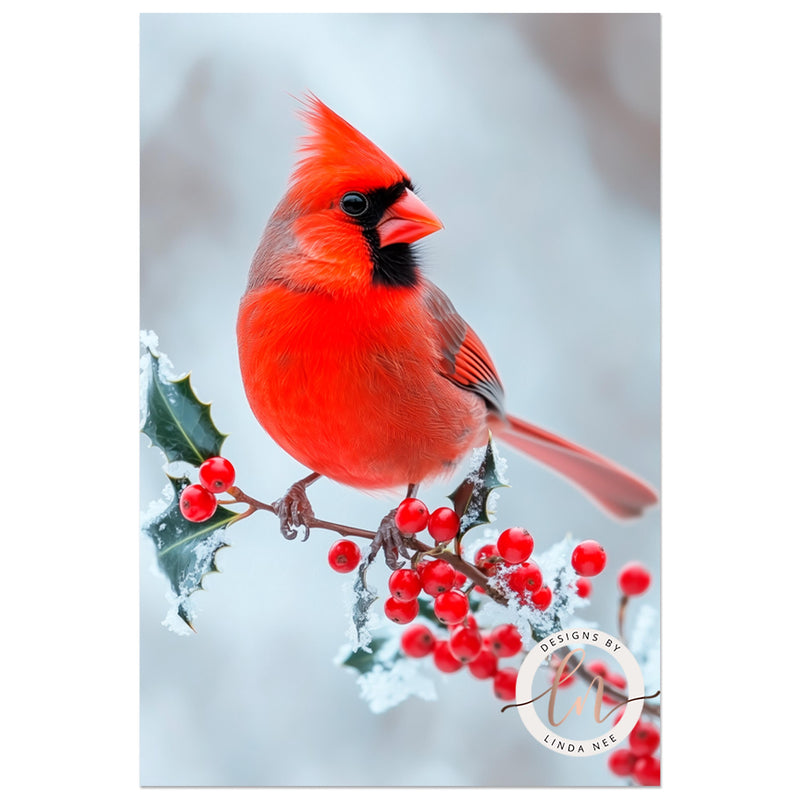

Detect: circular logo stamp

[513,627,649,757]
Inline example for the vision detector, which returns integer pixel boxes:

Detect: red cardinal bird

[237,96,657,544]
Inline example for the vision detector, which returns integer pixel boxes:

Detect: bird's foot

[272,474,318,541]
[369,508,415,570]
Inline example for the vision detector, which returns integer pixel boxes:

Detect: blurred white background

[140,12,660,787]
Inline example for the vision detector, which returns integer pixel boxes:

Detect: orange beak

[376,188,444,248]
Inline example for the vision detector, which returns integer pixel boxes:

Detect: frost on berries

[481,535,590,650]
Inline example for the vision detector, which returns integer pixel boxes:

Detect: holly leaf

[143,475,242,629]
[141,347,226,467]
[448,438,507,542]
[340,636,391,675]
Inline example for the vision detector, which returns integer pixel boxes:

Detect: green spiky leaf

[341,636,392,675]
[143,475,242,628]
[448,438,507,542]
[141,348,226,467]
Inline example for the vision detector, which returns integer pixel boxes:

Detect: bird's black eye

[340,192,369,217]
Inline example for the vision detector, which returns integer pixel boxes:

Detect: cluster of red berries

[468,524,554,611]
[401,617,524,702]
[608,718,661,786]
[394,497,559,614]
[476,532,608,610]
[388,502,540,702]
[384,556,472,625]
[327,497,610,612]
[178,456,236,523]
[324,496,654,718]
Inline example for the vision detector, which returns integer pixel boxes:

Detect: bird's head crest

[288,94,409,204]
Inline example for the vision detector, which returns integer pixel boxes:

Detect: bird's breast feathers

[237,282,487,487]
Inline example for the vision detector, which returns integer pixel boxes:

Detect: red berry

[575,577,592,598]
[531,584,552,610]
[571,540,607,577]
[179,483,217,522]
[387,568,422,601]
[608,748,637,777]
[450,613,478,631]
[327,539,361,573]
[632,755,660,786]
[448,623,483,663]
[606,672,627,690]
[603,671,627,704]
[493,667,518,701]
[618,561,652,596]
[452,569,467,589]
[433,589,470,625]
[507,561,543,597]
[497,527,534,564]
[551,668,575,688]
[487,624,523,658]
[432,639,463,673]
[474,543,501,575]
[586,660,608,678]
[629,720,661,756]
[400,624,436,658]
[427,506,460,543]
[198,456,236,494]
[550,655,578,687]
[384,596,419,624]
[394,497,429,534]
[468,646,498,680]
[420,559,456,595]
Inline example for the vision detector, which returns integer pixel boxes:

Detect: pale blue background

[140,12,660,787]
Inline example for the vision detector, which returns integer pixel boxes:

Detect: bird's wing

[422,281,506,414]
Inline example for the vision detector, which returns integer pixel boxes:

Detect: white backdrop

[139,12,660,787]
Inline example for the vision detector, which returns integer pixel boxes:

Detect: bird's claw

[273,480,316,541]
[369,509,414,569]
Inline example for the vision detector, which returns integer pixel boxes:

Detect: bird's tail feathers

[493,414,658,519]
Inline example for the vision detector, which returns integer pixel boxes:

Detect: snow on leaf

[142,475,241,629]
[448,437,507,542]
[337,635,437,714]
[140,340,226,467]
